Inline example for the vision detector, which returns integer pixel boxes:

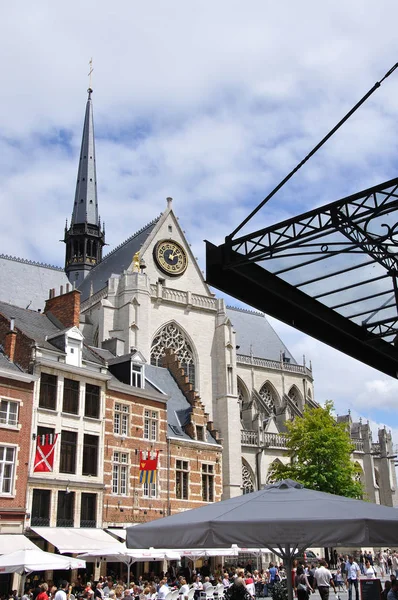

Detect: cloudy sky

[2,0,398,444]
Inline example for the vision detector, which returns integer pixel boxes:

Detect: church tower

[64,87,105,283]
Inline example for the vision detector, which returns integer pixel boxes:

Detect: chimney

[44,288,81,328]
[5,317,17,362]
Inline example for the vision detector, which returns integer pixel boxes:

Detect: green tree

[268,401,363,498]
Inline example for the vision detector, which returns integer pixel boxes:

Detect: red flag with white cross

[33,434,58,472]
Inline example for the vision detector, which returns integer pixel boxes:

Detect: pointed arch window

[259,383,277,414]
[237,380,247,421]
[150,323,195,386]
[288,387,301,408]
[242,462,255,495]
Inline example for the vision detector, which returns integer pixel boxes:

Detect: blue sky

[2,1,398,441]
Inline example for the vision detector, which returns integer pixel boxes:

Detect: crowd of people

[7,549,398,600]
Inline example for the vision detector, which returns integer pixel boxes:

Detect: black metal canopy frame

[206,177,398,378]
[206,63,398,379]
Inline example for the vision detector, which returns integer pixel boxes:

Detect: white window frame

[176,459,189,500]
[114,403,129,436]
[131,363,144,388]
[112,451,129,495]
[0,445,16,495]
[143,481,157,498]
[0,398,19,428]
[202,463,215,502]
[144,410,158,441]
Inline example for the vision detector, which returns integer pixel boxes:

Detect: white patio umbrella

[0,548,86,595]
[79,545,180,583]
[178,546,240,559]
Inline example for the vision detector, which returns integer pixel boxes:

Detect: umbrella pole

[20,571,29,598]
[285,546,294,600]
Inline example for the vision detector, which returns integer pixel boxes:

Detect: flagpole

[26,432,38,526]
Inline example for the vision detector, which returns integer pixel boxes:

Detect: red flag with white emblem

[33,434,58,472]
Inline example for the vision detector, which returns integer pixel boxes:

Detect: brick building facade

[0,352,37,533]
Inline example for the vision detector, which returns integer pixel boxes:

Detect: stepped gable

[0,255,69,313]
[78,216,160,302]
[226,305,297,364]
[145,362,220,445]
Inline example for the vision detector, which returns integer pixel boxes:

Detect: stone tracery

[288,386,300,408]
[259,382,277,413]
[150,322,195,385]
[242,462,255,494]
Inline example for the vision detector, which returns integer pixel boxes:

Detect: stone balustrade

[237,354,312,377]
[241,430,259,445]
[263,432,288,448]
[150,285,217,311]
[241,430,289,448]
[353,440,364,452]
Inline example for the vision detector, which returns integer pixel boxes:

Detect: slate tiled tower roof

[64,88,105,284]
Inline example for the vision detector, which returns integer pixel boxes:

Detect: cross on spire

[88,57,94,92]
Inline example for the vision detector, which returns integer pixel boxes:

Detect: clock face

[154,240,188,276]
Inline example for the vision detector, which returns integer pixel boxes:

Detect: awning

[31,528,121,554]
[0,535,38,555]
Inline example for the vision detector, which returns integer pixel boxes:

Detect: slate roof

[0,300,103,365]
[0,300,60,347]
[71,92,98,226]
[88,346,115,362]
[0,350,25,373]
[226,306,297,364]
[145,364,218,444]
[0,255,70,313]
[78,217,160,302]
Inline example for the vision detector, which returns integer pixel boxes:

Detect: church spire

[71,88,98,226]
[64,83,105,284]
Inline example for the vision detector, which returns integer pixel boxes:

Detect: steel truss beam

[226,178,398,267]
[206,242,398,379]
[206,178,398,379]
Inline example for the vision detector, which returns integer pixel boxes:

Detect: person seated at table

[193,575,203,600]
[202,578,212,592]
[223,574,231,590]
[157,580,169,600]
[179,580,189,600]
[224,578,252,600]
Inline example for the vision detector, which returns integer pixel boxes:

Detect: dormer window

[131,363,144,388]
[66,337,82,367]
[46,326,84,368]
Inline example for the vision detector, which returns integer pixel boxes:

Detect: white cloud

[2,0,398,438]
